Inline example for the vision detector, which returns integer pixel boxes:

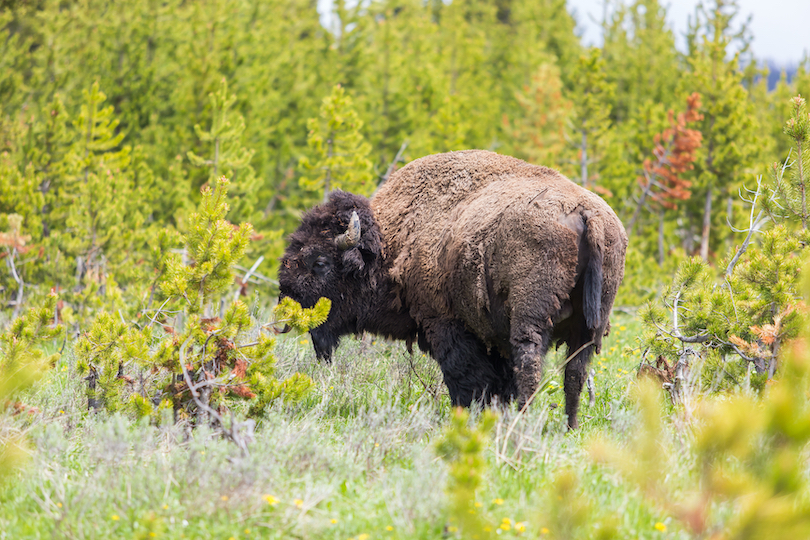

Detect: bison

[278,150,627,428]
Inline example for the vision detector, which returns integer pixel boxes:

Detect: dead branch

[379,141,408,185]
[179,335,254,455]
[233,255,264,303]
[725,176,768,278]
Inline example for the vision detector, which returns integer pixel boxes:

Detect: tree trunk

[796,144,807,229]
[324,137,333,203]
[580,130,588,188]
[658,209,665,266]
[700,186,712,261]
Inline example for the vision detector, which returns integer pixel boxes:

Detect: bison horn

[335,211,361,250]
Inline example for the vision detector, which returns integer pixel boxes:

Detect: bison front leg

[421,318,506,406]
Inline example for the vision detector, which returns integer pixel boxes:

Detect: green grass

[0,313,703,539]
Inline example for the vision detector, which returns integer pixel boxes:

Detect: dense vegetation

[2,0,810,538]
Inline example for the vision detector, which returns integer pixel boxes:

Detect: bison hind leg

[511,331,552,411]
[562,316,595,429]
[421,319,512,407]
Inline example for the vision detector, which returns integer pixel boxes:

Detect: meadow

[0,312,695,540]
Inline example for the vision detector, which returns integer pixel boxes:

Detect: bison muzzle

[279,150,627,429]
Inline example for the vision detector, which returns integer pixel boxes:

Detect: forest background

[2,0,809,318]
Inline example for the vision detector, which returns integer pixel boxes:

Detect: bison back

[371,150,626,352]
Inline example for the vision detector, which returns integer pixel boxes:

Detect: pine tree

[627,93,704,251]
[683,0,759,260]
[601,0,681,123]
[506,61,572,167]
[187,78,259,223]
[567,48,616,189]
[55,82,148,318]
[75,177,324,423]
[778,95,810,227]
[0,294,61,478]
[299,85,374,201]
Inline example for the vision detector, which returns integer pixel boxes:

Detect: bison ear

[341,247,365,275]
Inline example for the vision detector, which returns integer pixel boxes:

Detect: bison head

[278,191,384,361]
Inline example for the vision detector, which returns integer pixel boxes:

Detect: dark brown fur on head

[278,191,416,361]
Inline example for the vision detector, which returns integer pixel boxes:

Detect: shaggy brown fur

[279,150,627,428]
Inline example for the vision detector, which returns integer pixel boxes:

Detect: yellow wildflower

[331,519,338,524]
[493,498,504,505]
[541,527,550,534]
[357,534,370,540]
[294,498,304,508]
[221,495,229,501]
[655,522,667,532]
[111,515,120,521]
[264,495,279,506]
[474,502,483,508]
[386,525,393,531]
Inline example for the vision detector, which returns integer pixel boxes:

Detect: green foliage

[601,0,681,123]
[683,0,760,259]
[186,78,259,223]
[274,297,332,333]
[73,177,321,421]
[594,345,810,539]
[641,223,806,392]
[0,294,61,478]
[506,61,572,168]
[775,95,810,227]
[616,244,687,307]
[534,470,619,540]
[161,176,252,315]
[566,48,617,190]
[435,407,497,539]
[299,85,374,202]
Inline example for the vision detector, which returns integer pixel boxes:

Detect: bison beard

[279,150,627,429]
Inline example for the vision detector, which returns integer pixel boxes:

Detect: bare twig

[145,297,172,329]
[671,290,710,343]
[179,335,253,455]
[233,265,278,285]
[725,175,767,277]
[234,255,264,303]
[379,141,408,185]
[6,247,24,318]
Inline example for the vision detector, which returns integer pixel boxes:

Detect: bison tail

[583,213,604,331]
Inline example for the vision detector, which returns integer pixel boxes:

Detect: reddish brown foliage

[232,358,248,379]
[229,385,256,399]
[640,93,703,210]
[637,356,675,384]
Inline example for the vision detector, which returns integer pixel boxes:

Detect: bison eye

[312,257,331,276]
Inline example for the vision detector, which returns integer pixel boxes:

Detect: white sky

[568,0,810,65]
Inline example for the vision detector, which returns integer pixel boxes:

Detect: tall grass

[0,314,757,539]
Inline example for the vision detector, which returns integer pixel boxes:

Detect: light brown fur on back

[372,150,626,355]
